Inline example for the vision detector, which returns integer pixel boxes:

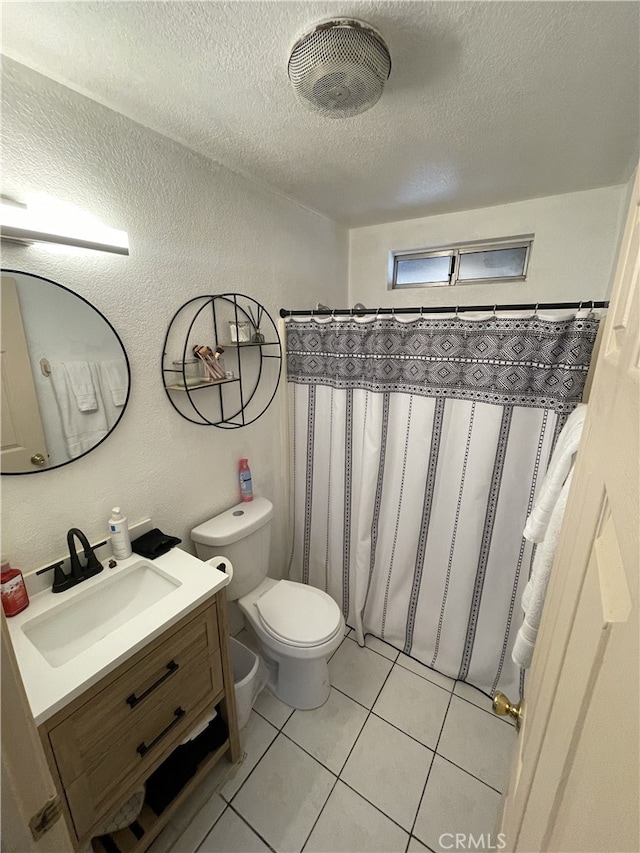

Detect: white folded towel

[523,404,586,543]
[513,470,573,669]
[99,359,128,407]
[49,363,108,459]
[63,361,98,412]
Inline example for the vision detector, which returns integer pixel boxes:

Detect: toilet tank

[191,497,273,601]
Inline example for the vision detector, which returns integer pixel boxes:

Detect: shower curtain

[285,312,599,698]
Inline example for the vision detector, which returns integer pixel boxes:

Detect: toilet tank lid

[191,496,273,546]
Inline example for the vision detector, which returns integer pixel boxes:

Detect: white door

[1,275,49,472]
[1,614,73,852]
[500,170,639,851]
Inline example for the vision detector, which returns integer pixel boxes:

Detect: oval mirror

[1,269,130,474]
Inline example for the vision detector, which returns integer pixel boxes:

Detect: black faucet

[67,528,103,580]
[36,530,106,593]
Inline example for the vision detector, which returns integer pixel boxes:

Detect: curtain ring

[578,300,583,317]
[493,304,497,319]
[534,303,539,319]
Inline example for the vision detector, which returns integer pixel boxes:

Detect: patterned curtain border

[285,316,599,413]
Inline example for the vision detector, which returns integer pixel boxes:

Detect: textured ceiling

[2,1,638,226]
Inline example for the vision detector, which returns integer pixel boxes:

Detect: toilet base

[266,651,331,710]
[241,623,334,710]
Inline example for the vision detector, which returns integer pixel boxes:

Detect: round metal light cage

[288,19,391,118]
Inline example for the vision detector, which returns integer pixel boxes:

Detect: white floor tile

[437,696,516,792]
[453,682,514,725]
[397,655,455,692]
[221,711,278,801]
[254,687,295,728]
[413,756,503,853]
[329,639,393,707]
[304,780,408,853]
[233,735,334,853]
[283,687,368,773]
[172,759,230,831]
[407,837,431,852]
[198,807,270,853]
[171,794,226,853]
[341,714,433,830]
[360,634,400,661]
[373,666,450,749]
[146,823,180,853]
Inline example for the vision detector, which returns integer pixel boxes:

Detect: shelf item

[161,294,282,428]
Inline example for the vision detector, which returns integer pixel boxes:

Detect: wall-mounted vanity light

[0,198,129,255]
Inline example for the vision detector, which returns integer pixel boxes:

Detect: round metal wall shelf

[161,294,282,428]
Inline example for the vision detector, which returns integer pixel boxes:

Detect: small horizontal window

[391,238,532,289]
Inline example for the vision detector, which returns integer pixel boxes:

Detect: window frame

[390,236,533,290]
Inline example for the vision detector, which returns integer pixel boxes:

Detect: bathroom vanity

[8,550,241,852]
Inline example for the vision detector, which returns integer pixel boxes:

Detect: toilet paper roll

[207,556,233,584]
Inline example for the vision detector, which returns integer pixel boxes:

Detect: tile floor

[151,630,516,853]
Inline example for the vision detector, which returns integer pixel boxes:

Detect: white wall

[1,59,347,576]
[349,186,627,309]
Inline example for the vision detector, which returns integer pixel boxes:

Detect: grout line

[227,802,278,853]
[194,801,229,853]
[408,685,455,845]
[300,775,341,852]
[331,682,376,711]
[253,698,295,731]
[338,777,413,836]
[433,752,504,796]
[369,710,439,752]
[279,730,340,778]
[222,727,280,805]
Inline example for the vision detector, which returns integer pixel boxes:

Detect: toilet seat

[254,580,342,648]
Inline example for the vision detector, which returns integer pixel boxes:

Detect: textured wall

[1,59,347,575]
[349,185,627,308]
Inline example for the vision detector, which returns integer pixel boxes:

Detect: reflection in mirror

[1,270,130,474]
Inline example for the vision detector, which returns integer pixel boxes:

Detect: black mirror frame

[1,268,131,476]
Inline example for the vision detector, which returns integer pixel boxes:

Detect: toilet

[191,497,344,710]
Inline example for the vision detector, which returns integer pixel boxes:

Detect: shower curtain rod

[279,300,608,318]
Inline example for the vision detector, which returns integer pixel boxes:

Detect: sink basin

[22,561,181,667]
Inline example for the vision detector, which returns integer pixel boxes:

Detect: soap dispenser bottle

[109,507,133,559]
[1,557,30,617]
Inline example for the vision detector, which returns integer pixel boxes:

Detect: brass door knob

[31,453,46,467]
[493,691,524,731]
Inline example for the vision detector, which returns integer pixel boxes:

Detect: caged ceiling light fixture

[0,197,129,255]
[288,19,392,119]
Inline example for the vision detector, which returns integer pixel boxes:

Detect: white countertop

[7,548,230,726]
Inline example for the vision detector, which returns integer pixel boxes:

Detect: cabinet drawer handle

[136,707,185,757]
[126,660,179,708]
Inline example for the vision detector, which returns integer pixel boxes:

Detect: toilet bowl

[191,497,344,710]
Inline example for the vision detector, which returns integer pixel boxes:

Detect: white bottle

[109,507,132,559]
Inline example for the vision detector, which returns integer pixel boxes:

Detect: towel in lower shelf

[145,710,228,815]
